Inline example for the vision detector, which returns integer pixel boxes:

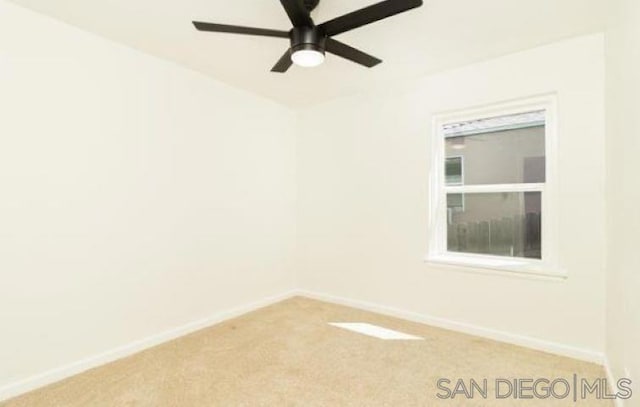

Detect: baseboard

[295,289,605,365]
[0,288,608,402]
[0,290,298,402]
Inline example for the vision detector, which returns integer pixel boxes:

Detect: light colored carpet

[3,297,612,406]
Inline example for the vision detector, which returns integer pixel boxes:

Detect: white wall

[297,34,607,360]
[0,0,622,399]
[0,0,296,394]
[605,0,640,390]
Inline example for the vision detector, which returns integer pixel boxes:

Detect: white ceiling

[8,0,606,107]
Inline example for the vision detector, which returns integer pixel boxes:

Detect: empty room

[0,0,638,405]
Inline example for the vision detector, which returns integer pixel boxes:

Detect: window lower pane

[447,192,541,259]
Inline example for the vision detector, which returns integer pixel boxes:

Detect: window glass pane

[445,157,463,185]
[447,192,541,259]
[444,111,545,185]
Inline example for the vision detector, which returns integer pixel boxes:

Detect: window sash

[444,190,544,261]
[427,94,560,277]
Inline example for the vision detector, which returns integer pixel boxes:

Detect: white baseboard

[1,289,608,402]
[295,289,605,364]
[0,290,298,402]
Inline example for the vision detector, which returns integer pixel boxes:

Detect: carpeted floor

[2,297,612,406]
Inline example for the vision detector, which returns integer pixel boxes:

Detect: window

[428,96,561,277]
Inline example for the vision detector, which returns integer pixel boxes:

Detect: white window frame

[426,95,564,278]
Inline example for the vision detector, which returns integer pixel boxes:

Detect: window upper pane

[444,111,546,185]
[447,192,542,259]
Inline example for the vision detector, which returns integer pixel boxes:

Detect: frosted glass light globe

[291,49,325,67]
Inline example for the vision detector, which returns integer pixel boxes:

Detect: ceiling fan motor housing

[303,0,320,12]
[290,26,326,54]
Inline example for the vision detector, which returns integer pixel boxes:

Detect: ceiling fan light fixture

[192,0,424,73]
[291,49,325,67]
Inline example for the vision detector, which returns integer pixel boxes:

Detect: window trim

[426,95,564,278]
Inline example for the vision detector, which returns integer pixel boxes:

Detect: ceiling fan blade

[279,0,314,27]
[271,49,293,73]
[192,21,289,38]
[318,0,422,36]
[325,38,382,68]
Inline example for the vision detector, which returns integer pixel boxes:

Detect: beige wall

[296,34,607,360]
[0,0,296,393]
[605,0,640,391]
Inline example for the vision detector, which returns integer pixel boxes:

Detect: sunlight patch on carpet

[329,322,423,340]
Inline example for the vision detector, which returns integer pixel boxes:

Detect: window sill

[424,254,567,281]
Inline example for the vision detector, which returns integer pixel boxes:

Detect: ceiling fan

[192,0,423,72]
